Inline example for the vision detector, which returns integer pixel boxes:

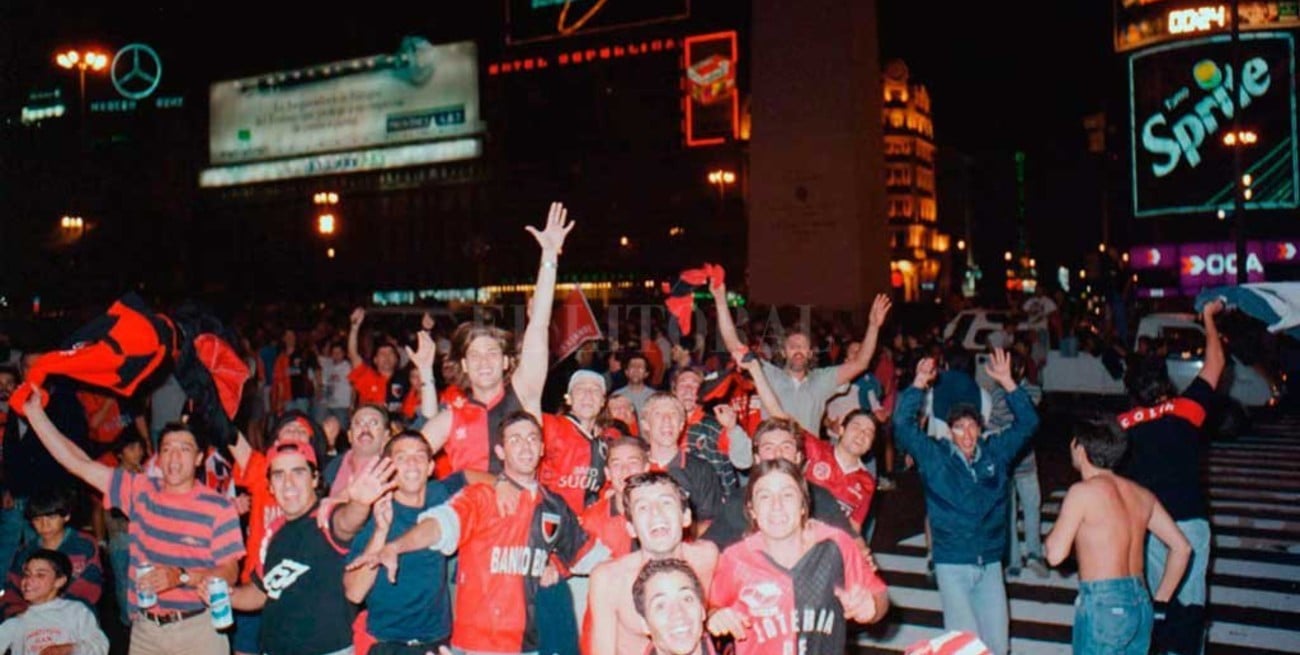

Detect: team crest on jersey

[739,582,783,617]
[811,461,832,481]
[541,511,562,543]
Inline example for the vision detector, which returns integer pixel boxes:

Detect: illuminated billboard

[506,0,689,45]
[683,31,739,147]
[1129,239,1299,296]
[207,38,483,168]
[1115,1,1300,52]
[1129,32,1299,217]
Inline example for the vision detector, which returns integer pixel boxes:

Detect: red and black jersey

[426,480,606,653]
[445,384,523,474]
[579,495,633,559]
[803,438,875,528]
[709,521,885,655]
[540,413,608,513]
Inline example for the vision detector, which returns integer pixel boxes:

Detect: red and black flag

[662,263,726,337]
[10,293,176,414]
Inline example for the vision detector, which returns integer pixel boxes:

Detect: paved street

[854,402,1300,654]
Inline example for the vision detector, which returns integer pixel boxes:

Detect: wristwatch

[178,568,192,587]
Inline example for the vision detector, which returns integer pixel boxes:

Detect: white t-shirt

[0,598,109,655]
[318,358,354,409]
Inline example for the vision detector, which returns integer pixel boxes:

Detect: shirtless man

[587,472,718,655]
[1045,421,1192,655]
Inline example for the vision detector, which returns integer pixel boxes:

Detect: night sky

[2,0,1123,290]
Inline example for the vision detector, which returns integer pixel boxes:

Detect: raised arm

[332,457,398,543]
[410,331,454,453]
[347,307,367,369]
[735,349,789,420]
[1198,299,1225,389]
[712,280,746,355]
[344,495,392,604]
[983,348,1039,462]
[892,358,937,458]
[20,385,112,493]
[511,201,575,417]
[836,295,892,386]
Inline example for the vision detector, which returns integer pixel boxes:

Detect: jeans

[109,530,132,626]
[1146,518,1209,655]
[0,498,35,575]
[1074,576,1152,655]
[934,562,1009,655]
[1008,461,1043,566]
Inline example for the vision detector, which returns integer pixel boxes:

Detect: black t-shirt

[1119,377,1217,521]
[254,502,355,655]
[702,480,856,550]
[657,451,723,522]
[286,352,318,400]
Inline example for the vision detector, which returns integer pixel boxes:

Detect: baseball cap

[266,440,318,470]
[567,369,607,395]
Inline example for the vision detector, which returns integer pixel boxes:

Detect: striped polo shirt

[105,469,245,614]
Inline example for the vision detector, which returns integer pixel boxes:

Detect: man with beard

[713,281,892,434]
[587,472,718,655]
[415,202,575,475]
[21,386,243,655]
[344,431,467,654]
[349,411,609,655]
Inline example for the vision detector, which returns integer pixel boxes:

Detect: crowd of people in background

[0,202,1287,655]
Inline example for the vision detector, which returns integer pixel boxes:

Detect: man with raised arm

[1117,300,1225,655]
[414,202,574,474]
[892,350,1039,655]
[712,280,891,434]
[20,387,242,655]
[1046,422,1191,655]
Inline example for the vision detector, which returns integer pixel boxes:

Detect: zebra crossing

[853,415,1300,654]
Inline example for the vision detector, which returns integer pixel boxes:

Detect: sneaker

[877,475,897,491]
[1026,556,1049,578]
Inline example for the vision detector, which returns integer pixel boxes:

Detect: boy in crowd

[0,549,109,655]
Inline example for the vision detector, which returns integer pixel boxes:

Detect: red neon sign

[683,31,739,147]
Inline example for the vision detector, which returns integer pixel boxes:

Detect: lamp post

[55,48,108,121]
[707,169,736,217]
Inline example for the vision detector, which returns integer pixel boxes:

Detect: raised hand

[350,307,366,328]
[406,331,437,373]
[347,457,398,507]
[868,294,892,328]
[713,404,738,430]
[912,357,937,389]
[22,383,45,417]
[1202,298,1225,321]
[524,201,574,255]
[985,347,1016,390]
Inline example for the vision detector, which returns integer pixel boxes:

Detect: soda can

[136,562,157,609]
[207,577,233,629]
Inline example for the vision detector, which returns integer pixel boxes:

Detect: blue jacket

[893,385,1039,565]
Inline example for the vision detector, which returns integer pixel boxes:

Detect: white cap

[567,369,607,395]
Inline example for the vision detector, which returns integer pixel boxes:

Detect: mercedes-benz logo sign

[111,43,162,100]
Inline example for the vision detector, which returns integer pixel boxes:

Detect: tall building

[881,59,949,301]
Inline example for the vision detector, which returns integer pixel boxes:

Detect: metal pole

[1231,0,1248,284]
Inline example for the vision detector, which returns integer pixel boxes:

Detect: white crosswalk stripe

[855,417,1300,654]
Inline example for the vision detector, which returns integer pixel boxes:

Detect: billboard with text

[209,38,483,167]
[1129,32,1298,217]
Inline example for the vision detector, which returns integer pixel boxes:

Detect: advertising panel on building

[1129,31,1299,216]
[1128,239,1300,296]
[1115,1,1300,52]
[506,0,689,44]
[202,38,483,187]
[683,31,739,147]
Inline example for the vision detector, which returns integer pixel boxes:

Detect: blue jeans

[109,530,131,626]
[1146,518,1209,655]
[1074,577,1152,655]
[1008,461,1043,565]
[0,498,35,575]
[934,562,1009,655]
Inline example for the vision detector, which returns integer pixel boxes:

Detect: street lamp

[707,169,736,215]
[54,48,108,119]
